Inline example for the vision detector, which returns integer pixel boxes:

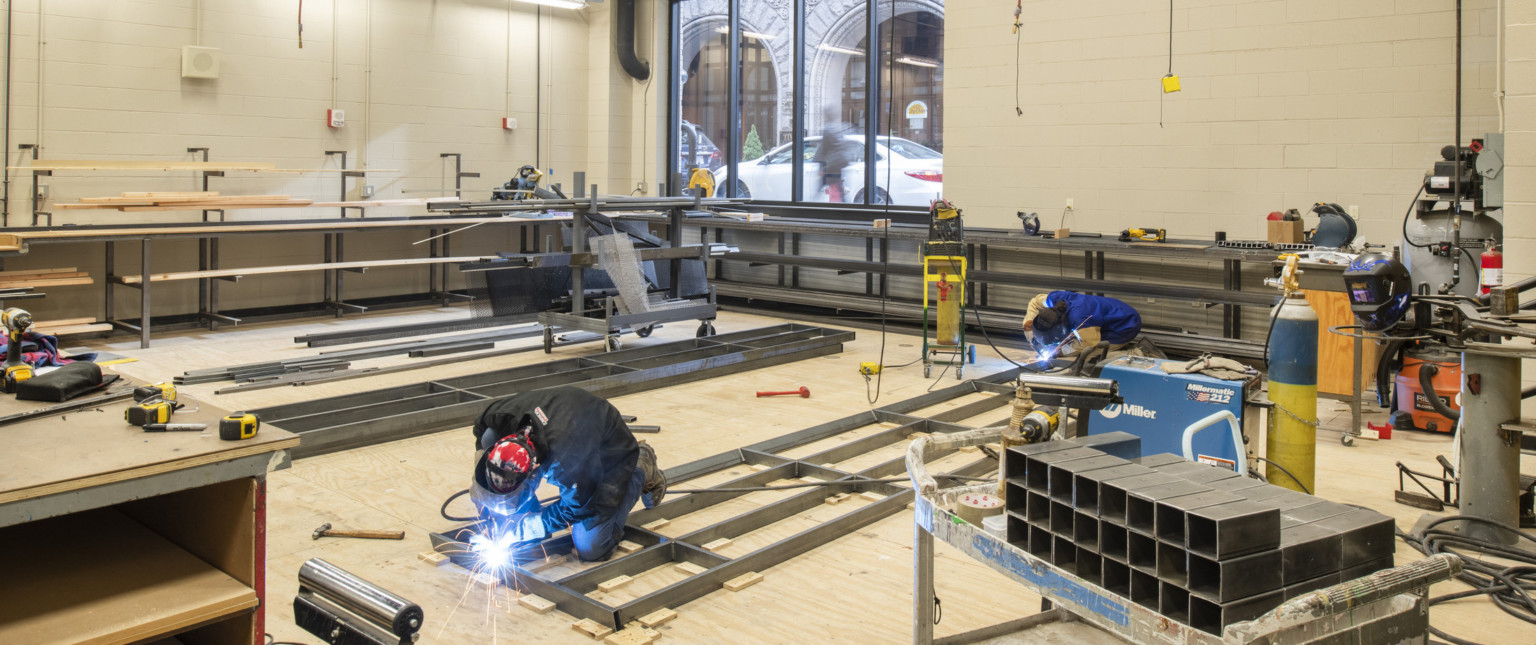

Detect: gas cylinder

[935,272,961,346]
[1266,293,1318,493]
[1481,243,1502,296]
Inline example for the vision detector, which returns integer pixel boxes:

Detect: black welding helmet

[1344,253,1411,330]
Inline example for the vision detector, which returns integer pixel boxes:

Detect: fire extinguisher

[1481,242,1502,296]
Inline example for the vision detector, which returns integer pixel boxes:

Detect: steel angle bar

[294,315,537,347]
[798,424,925,468]
[628,463,802,526]
[674,478,896,546]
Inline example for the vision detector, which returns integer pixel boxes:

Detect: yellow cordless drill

[2,308,35,394]
[1118,227,1167,243]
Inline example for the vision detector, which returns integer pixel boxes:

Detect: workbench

[0,393,299,645]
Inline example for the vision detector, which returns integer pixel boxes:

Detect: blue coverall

[1030,291,1143,349]
[472,387,644,562]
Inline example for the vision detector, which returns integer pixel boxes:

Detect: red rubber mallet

[757,386,810,398]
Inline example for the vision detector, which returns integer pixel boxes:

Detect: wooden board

[0,276,92,289]
[7,216,578,243]
[0,397,298,505]
[0,507,257,644]
[0,267,77,277]
[117,255,500,283]
[33,323,113,336]
[1303,290,1383,396]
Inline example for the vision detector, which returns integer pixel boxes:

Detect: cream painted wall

[0,0,647,322]
[944,0,1503,244]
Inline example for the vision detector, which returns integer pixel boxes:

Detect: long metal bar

[139,239,151,348]
[726,0,740,198]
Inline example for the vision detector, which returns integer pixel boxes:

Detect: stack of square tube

[1001,432,1396,635]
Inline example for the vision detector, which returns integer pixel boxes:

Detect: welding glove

[506,511,548,544]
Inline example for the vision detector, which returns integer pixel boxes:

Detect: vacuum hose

[1418,363,1460,425]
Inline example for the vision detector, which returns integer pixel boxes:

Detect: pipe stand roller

[1266,293,1318,493]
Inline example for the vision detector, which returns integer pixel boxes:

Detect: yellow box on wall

[1161,74,1181,93]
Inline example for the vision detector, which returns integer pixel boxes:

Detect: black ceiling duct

[616,0,651,81]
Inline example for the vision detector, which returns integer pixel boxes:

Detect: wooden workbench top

[0,392,299,506]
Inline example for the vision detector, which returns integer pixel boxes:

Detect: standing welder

[1022,291,1143,356]
[468,387,667,561]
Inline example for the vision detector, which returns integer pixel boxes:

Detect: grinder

[2,308,35,394]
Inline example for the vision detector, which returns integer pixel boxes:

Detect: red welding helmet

[481,433,538,494]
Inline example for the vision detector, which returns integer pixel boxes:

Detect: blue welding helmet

[1344,253,1411,331]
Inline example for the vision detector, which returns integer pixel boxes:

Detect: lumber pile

[33,318,112,336]
[54,192,314,212]
[0,267,93,289]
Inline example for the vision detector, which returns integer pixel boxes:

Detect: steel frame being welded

[429,368,1024,630]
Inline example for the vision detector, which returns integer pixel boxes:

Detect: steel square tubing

[1049,455,1130,502]
[1126,481,1212,534]
[627,462,803,526]
[1157,541,1189,586]
[1006,511,1029,547]
[1313,510,1396,568]
[1072,464,1155,512]
[1150,460,1241,484]
[1076,547,1104,587]
[1281,501,1355,526]
[1340,555,1394,582]
[1073,511,1098,548]
[1004,479,1028,515]
[1099,473,1180,525]
[1188,589,1284,636]
[1025,490,1051,525]
[1101,523,1128,562]
[1283,572,1342,600]
[1028,525,1053,557]
[1185,500,1281,560]
[1005,440,1079,480]
[676,479,903,546]
[258,381,468,424]
[1067,431,1144,460]
[1128,530,1158,574]
[1159,582,1190,624]
[1102,559,1131,597]
[1188,549,1283,603]
[557,539,728,593]
[1051,534,1077,574]
[1205,476,1270,494]
[1136,453,1187,468]
[1154,491,1244,544]
[1049,501,1075,536]
[1280,523,1344,584]
[1129,570,1160,609]
[1025,447,1105,492]
[799,422,925,467]
[927,392,1015,424]
[612,491,910,626]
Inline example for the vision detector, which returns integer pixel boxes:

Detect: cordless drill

[2,308,35,394]
[1118,227,1167,243]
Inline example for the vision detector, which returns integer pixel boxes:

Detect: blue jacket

[472,387,638,533]
[1037,291,1142,346]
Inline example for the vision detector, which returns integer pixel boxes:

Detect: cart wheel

[636,325,654,338]
[542,328,554,354]
[1341,434,1354,447]
[696,321,716,337]
[923,364,932,378]
[968,345,976,364]
[956,365,964,380]
[607,335,622,352]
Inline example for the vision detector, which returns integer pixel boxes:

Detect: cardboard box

[1268,220,1304,244]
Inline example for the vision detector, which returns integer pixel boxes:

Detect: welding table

[909,439,1461,644]
[0,393,299,645]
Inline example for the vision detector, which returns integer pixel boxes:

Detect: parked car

[719,136,943,205]
[679,120,724,173]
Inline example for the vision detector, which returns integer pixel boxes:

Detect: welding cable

[1396,516,1536,645]
[967,298,1033,370]
[666,474,993,495]
[1249,456,1311,495]
[440,489,479,522]
[1402,185,1430,248]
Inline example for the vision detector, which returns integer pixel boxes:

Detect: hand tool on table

[143,423,209,432]
[1017,211,1041,236]
[220,412,260,440]
[126,397,182,426]
[757,386,810,398]
[312,523,406,541]
[133,382,177,403]
[1117,227,1167,243]
[2,308,36,393]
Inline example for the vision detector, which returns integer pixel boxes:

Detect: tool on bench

[126,397,182,426]
[1117,227,1167,243]
[143,422,209,433]
[312,522,406,541]
[220,412,260,440]
[2,307,36,394]
[757,386,810,398]
[133,382,177,403]
[1017,211,1041,236]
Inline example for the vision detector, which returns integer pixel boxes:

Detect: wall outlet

[327,109,345,128]
[361,185,375,198]
[635,181,646,194]
[1065,198,1074,209]
[36,184,48,200]
[1347,204,1358,218]
[502,117,518,130]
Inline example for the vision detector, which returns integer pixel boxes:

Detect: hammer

[312,522,406,541]
[756,386,810,398]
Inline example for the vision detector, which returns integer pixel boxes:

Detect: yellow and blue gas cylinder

[1266,293,1318,493]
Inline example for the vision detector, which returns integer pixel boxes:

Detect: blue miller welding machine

[1086,356,1257,470]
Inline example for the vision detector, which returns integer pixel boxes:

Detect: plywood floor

[85,306,1533,645]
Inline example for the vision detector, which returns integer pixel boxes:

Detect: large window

[672,0,943,206]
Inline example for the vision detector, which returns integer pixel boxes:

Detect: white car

[720,136,943,205]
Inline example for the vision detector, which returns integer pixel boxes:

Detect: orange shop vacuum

[1390,347,1461,433]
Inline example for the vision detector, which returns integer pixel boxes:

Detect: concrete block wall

[0,0,650,322]
[944,0,1502,243]
[1501,1,1535,412]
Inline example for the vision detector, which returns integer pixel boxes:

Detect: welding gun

[2,308,35,394]
[1118,227,1167,243]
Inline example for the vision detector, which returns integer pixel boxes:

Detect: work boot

[637,441,667,508]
